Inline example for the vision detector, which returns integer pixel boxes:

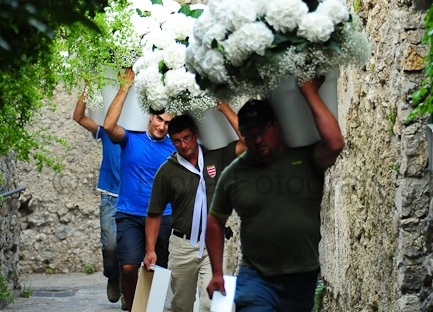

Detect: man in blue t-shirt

[73,88,122,306]
[103,68,175,311]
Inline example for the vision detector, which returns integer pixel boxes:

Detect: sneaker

[121,296,129,311]
[107,278,121,303]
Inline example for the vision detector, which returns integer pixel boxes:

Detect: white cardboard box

[131,264,171,312]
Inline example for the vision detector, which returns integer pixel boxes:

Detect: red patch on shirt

[206,165,216,178]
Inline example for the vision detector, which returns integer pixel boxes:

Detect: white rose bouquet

[185,0,370,103]
[132,2,215,116]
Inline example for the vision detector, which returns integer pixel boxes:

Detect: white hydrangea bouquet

[131,1,215,116]
[185,0,370,103]
[56,0,213,113]
[56,0,152,109]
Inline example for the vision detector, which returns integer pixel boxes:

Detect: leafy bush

[0,271,14,306]
[84,264,95,274]
[0,0,108,169]
[20,285,32,299]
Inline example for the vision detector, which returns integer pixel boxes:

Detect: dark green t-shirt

[148,141,237,234]
[210,144,325,277]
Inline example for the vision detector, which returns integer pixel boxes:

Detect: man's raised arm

[103,68,135,143]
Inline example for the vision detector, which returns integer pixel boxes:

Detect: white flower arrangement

[131,1,216,116]
[185,0,371,103]
[56,0,213,113]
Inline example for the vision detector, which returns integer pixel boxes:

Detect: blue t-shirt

[94,127,121,196]
[116,130,175,217]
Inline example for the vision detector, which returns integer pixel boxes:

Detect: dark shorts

[116,212,171,268]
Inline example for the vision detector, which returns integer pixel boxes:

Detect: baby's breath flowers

[185,0,370,103]
[56,0,214,113]
[84,83,104,110]
[132,1,216,116]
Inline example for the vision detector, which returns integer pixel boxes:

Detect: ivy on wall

[410,4,433,120]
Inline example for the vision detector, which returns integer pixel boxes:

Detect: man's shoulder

[204,140,237,157]
[160,153,178,168]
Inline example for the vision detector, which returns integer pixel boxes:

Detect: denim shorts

[235,266,319,312]
[116,212,171,267]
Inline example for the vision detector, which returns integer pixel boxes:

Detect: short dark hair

[238,98,276,133]
[149,107,165,115]
[168,114,198,136]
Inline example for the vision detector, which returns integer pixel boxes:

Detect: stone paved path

[2,271,172,312]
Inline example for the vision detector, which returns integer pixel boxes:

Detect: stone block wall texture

[17,87,103,274]
[320,0,432,311]
[0,154,21,296]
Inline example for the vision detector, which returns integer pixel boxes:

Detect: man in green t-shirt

[206,78,344,312]
[144,103,245,312]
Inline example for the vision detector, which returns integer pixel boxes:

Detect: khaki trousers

[168,234,212,312]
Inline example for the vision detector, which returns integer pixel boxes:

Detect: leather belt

[172,229,190,239]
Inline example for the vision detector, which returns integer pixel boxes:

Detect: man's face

[170,129,198,160]
[148,113,173,140]
[241,122,281,163]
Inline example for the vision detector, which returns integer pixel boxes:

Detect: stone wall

[320,1,432,311]
[17,87,103,274]
[0,154,21,296]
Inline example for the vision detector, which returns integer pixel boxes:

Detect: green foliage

[0,46,68,170]
[178,4,204,18]
[0,0,108,71]
[408,5,433,121]
[353,0,362,13]
[19,285,32,298]
[0,0,107,169]
[54,0,135,95]
[386,109,397,133]
[312,279,325,312]
[0,271,14,305]
[389,163,400,172]
[84,264,95,274]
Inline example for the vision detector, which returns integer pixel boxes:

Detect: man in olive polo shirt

[144,103,245,312]
[205,78,344,312]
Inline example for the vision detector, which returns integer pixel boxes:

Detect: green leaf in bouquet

[189,9,204,19]
[239,58,259,80]
[325,41,341,54]
[195,73,217,92]
[271,32,309,52]
[303,0,319,11]
[178,3,204,18]
[158,60,169,75]
[211,39,225,54]
[151,0,164,5]
[263,49,285,59]
[178,4,192,15]
[177,90,191,100]
[271,33,293,46]
[136,9,152,17]
[176,38,189,46]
